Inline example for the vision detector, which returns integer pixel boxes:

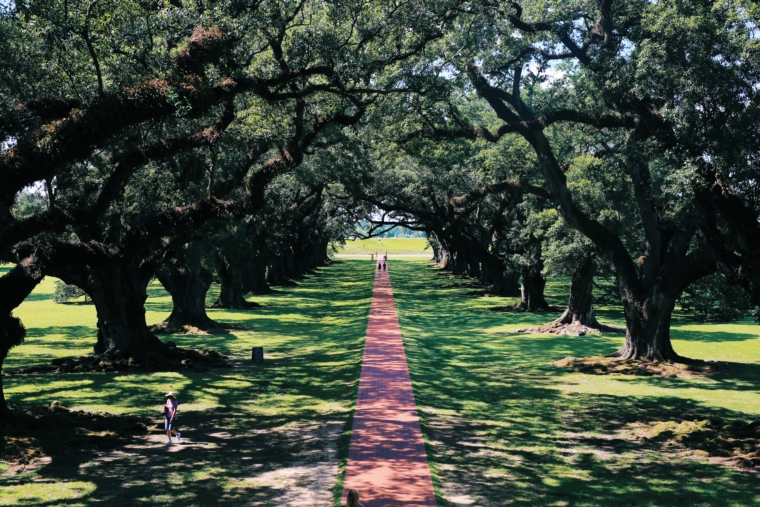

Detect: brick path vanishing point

[342,265,437,507]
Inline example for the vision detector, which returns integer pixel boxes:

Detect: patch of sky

[1,136,17,152]
[618,38,635,61]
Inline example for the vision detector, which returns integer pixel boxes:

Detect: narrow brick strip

[342,266,436,507]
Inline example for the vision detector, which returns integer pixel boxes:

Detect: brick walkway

[342,266,436,507]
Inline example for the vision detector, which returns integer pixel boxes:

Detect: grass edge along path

[342,266,436,506]
[392,259,760,507]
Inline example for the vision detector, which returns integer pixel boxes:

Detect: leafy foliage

[679,274,753,322]
[51,280,91,304]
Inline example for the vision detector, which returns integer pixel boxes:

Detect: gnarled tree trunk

[452,251,469,276]
[267,252,286,285]
[429,234,442,263]
[156,241,219,330]
[614,286,680,361]
[214,251,256,309]
[86,261,165,358]
[484,259,520,296]
[0,256,45,414]
[519,256,622,335]
[439,248,452,270]
[468,259,481,278]
[267,250,296,286]
[242,261,270,294]
[0,316,25,415]
[520,265,550,311]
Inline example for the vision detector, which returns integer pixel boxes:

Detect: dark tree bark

[267,251,296,286]
[519,256,622,335]
[213,251,257,309]
[555,256,600,326]
[0,254,46,415]
[156,241,220,330]
[468,259,481,278]
[241,261,270,294]
[520,264,550,311]
[86,262,164,358]
[428,233,442,262]
[38,244,174,361]
[482,258,520,296]
[42,256,164,360]
[0,314,25,415]
[267,253,285,285]
[439,248,452,270]
[452,251,469,276]
[613,282,680,360]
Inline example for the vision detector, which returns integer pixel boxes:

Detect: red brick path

[341,267,436,507]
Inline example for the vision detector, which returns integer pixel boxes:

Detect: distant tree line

[353,222,426,239]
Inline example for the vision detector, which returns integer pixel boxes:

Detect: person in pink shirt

[163,392,180,445]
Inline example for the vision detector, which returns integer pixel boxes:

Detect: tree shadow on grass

[3,260,376,506]
[420,390,758,507]
[612,361,760,393]
[24,326,96,342]
[21,292,56,303]
[671,329,760,343]
[389,260,760,507]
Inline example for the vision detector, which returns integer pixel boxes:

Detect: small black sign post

[252,347,264,364]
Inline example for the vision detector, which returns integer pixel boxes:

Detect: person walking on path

[344,489,364,507]
[164,392,181,445]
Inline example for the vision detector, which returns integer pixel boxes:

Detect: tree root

[5,344,232,376]
[517,321,624,336]
[149,321,252,335]
[552,355,720,378]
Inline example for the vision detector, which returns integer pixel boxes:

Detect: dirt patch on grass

[624,418,760,469]
[517,321,624,336]
[247,420,342,505]
[150,322,254,336]
[553,355,721,378]
[1,402,149,474]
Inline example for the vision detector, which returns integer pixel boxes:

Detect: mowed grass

[1,260,375,506]
[334,238,429,255]
[389,259,760,507]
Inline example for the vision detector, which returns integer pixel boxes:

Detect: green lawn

[334,238,430,255]
[3,259,760,506]
[1,260,374,506]
[390,259,760,507]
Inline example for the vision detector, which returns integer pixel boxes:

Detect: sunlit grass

[4,257,760,506]
[0,480,95,506]
[334,238,429,255]
[2,260,375,506]
[390,259,760,507]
